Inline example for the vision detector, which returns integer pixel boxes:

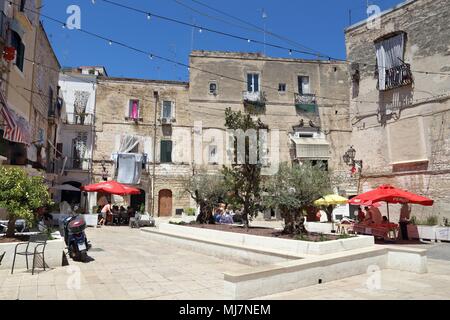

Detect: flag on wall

[0,91,31,145]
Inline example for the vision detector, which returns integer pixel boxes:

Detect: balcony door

[158,189,173,217]
[247,73,260,93]
[298,76,310,95]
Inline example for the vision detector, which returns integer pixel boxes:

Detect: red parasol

[81,180,141,196]
[348,184,433,222]
[348,185,433,206]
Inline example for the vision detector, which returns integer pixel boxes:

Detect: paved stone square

[0,227,248,300]
[1,227,450,300]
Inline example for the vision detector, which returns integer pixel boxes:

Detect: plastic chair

[11,234,48,275]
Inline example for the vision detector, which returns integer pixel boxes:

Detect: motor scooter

[63,215,91,262]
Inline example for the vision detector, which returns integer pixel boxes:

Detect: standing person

[357,207,366,223]
[99,201,112,226]
[399,203,411,240]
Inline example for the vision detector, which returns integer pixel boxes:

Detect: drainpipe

[152,90,159,216]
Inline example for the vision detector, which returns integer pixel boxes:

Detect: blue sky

[42,0,404,81]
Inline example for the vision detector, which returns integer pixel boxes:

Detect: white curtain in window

[301,77,310,94]
[119,135,140,153]
[376,33,404,90]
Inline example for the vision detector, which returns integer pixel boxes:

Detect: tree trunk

[6,216,16,238]
[282,209,307,235]
[242,200,250,229]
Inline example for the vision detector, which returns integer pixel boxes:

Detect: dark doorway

[348,195,358,220]
[61,181,82,207]
[130,189,145,212]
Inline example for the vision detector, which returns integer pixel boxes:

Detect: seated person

[119,206,128,224]
[231,208,243,223]
[127,206,135,218]
[316,208,328,223]
[213,208,223,223]
[362,207,374,224]
[219,212,234,224]
[381,216,389,224]
[370,206,383,224]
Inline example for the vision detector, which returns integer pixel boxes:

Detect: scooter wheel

[79,251,88,263]
[69,245,77,259]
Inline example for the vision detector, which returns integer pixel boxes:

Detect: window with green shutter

[160,140,172,163]
[11,31,25,72]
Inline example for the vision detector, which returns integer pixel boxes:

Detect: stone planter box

[435,227,450,241]
[0,237,65,270]
[154,223,374,256]
[407,225,437,240]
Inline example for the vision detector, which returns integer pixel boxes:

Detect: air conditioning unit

[161,117,173,124]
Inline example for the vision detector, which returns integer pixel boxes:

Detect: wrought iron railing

[64,113,94,126]
[242,91,266,106]
[295,93,317,105]
[378,63,413,91]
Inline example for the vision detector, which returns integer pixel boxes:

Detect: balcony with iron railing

[242,91,266,106]
[295,93,317,113]
[63,113,95,126]
[377,63,413,91]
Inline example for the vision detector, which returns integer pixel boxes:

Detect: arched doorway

[158,189,172,217]
[131,189,146,212]
[61,181,82,206]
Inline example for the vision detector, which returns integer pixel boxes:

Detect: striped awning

[0,92,31,145]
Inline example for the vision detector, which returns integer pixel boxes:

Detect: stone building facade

[56,66,106,210]
[92,77,192,216]
[345,0,450,221]
[31,21,60,179]
[91,51,351,217]
[189,51,352,191]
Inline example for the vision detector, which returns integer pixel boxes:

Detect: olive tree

[221,108,267,228]
[263,162,331,234]
[0,167,52,237]
[183,168,228,224]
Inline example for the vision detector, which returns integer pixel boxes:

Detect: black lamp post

[343,146,363,171]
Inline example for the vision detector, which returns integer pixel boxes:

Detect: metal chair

[11,234,48,275]
[0,251,5,265]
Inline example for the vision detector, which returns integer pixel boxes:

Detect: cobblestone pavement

[0,227,246,300]
[256,259,450,300]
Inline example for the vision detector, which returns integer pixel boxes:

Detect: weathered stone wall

[345,0,450,219]
[93,78,192,215]
[32,22,60,170]
[189,51,351,172]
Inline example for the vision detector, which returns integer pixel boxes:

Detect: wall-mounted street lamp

[343,146,363,173]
